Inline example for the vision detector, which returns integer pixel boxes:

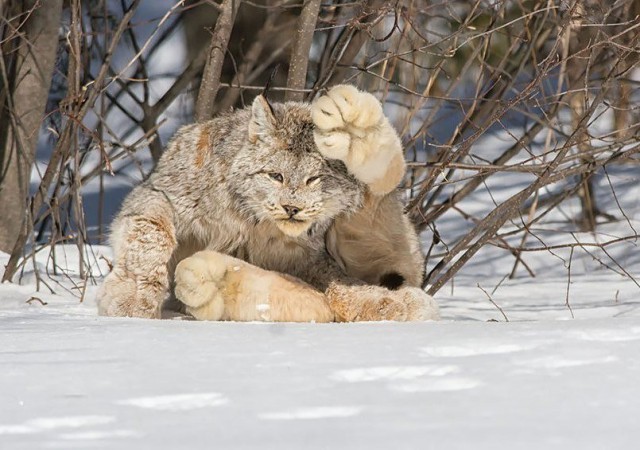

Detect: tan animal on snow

[97,85,439,322]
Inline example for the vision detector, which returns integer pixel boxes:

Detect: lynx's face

[231,97,362,238]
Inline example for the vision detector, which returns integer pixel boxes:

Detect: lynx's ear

[248,95,276,142]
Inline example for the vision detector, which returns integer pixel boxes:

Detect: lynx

[97,85,439,322]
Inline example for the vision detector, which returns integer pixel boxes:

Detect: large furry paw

[174,251,335,323]
[311,85,404,194]
[96,270,163,319]
[397,287,441,321]
[325,283,440,322]
[313,85,384,129]
[174,252,230,321]
[312,85,384,156]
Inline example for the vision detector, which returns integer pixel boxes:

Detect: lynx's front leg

[97,213,177,319]
[175,251,335,323]
[312,85,405,195]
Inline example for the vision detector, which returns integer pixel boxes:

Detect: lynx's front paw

[97,270,164,319]
[174,251,229,321]
[312,85,405,195]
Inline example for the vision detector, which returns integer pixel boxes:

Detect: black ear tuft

[379,272,405,290]
[262,64,280,98]
[259,64,280,118]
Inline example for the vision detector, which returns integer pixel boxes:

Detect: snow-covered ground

[2,192,640,450]
[1,272,639,450]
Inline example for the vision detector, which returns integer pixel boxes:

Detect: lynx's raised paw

[174,251,230,321]
[311,85,405,195]
[312,85,383,140]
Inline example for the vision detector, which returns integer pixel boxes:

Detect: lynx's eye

[268,172,284,183]
[306,175,321,185]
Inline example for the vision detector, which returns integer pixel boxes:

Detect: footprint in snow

[259,407,362,420]
[330,365,480,393]
[0,416,114,435]
[515,355,618,370]
[390,378,482,393]
[57,429,141,440]
[116,393,228,411]
[421,343,534,358]
[330,365,459,383]
[569,328,640,342]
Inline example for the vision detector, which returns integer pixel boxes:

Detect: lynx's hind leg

[326,283,439,322]
[175,251,335,323]
[312,85,406,195]
[328,192,424,289]
[326,283,407,322]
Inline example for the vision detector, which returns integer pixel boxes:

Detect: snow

[2,238,640,450]
[1,292,640,449]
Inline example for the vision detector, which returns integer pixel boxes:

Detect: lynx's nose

[282,204,300,218]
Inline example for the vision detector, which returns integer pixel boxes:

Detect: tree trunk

[285,0,321,102]
[194,0,240,122]
[0,0,62,253]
